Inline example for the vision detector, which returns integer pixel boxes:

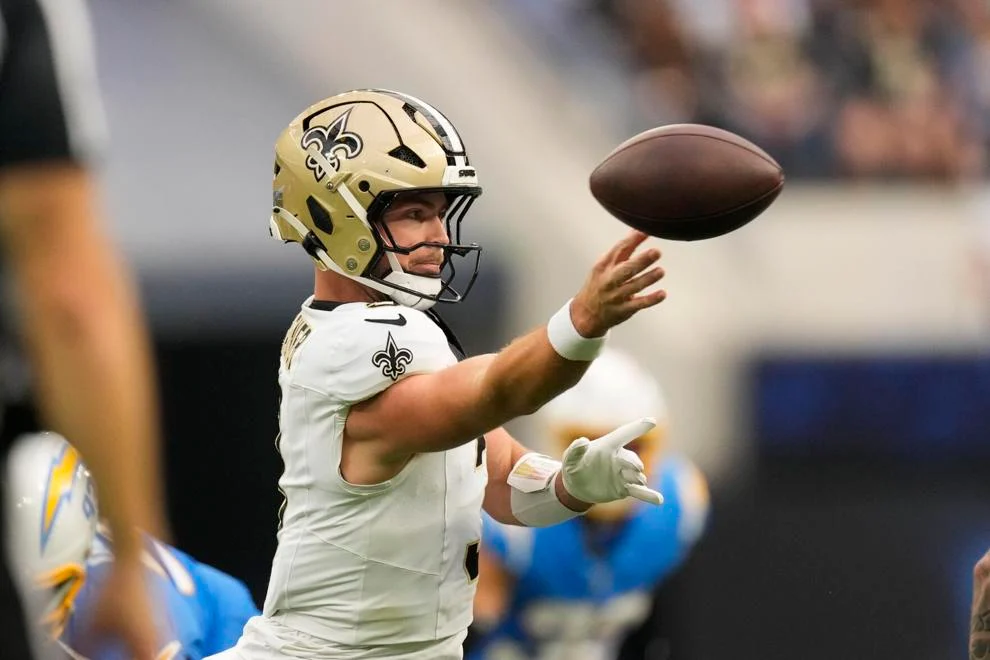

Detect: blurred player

[0,0,168,657]
[4,432,259,659]
[211,89,668,660]
[467,348,709,660]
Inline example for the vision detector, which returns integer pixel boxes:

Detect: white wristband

[546,299,607,362]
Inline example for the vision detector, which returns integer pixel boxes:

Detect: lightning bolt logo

[40,443,82,552]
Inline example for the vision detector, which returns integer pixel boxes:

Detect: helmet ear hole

[306,196,334,235]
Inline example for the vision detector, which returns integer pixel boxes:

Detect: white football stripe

[387,89,465,153]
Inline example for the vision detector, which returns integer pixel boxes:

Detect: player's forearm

[484,428,590,525]
[385,321,591,453]
[0,169,168,557]
[479,322,590,421]
[22,247,167,556]
[353,302,603,458]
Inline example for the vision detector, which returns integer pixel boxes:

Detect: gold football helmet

[270,89,483,310]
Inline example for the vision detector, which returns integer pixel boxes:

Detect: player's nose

[427,215,449,245]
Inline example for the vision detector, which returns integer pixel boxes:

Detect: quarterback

[213,89,668,660]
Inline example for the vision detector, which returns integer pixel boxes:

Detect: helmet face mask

[270,89,483,310]
[367,189,481,306]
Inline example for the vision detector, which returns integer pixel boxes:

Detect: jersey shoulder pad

[300,302,458,404]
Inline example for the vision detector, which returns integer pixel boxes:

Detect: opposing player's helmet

[542,348,667,520]
[3,432,98,637]
[270,89,483,310]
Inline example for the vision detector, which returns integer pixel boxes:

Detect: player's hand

[80,557,159,659]
[560,417,664,506]
[570,231,666,338]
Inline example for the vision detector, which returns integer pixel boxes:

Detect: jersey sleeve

[0,0,107,167]
[315,304,459,405]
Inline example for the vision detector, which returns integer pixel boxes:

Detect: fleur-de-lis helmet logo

[372,333,414,381]
[301,108,364,182]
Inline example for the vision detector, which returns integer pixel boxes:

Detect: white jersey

[261,297,488,653]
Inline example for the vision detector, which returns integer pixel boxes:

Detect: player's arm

[483,426,589,524]
[0,166,167,555]
[0,3,165,657]
[482,419,665,527]
[972,550,990,659]
[346,231,665,461]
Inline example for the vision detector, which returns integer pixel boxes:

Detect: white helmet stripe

[372,88,466,155]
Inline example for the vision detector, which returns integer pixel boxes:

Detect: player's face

[379,191,450,278]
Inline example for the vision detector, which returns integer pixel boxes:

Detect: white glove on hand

[560,417,664,506]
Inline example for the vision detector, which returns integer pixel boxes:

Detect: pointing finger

[596,417,657,451]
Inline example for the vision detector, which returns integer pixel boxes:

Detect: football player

[0,0,168,656]
[210,89,669,660]
[4,432,259,659]
[468,348,709,660]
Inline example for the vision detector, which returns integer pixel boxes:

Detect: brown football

[589,124,784,241]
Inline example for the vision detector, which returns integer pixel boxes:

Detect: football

[589,124,784,241]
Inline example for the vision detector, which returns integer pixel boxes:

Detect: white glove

[560,417,664,506]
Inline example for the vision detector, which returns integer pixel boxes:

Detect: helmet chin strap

[382,271,441,311]
[271,205,439,311]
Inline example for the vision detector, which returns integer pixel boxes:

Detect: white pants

[206,615,466,660]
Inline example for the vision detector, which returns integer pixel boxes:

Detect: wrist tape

[507,452,583,527]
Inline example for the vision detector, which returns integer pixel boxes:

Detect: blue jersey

[62,529,259,659]
[471,454,708,660]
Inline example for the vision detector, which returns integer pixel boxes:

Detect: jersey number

[464,540,480,582]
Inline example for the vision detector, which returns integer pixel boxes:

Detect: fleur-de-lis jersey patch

[372,332,414,381]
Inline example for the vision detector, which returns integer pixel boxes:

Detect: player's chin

[409,265,442,278]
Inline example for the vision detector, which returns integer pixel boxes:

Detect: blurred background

[62,0,990,657]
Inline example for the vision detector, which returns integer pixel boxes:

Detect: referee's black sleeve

[0,0,106,168]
